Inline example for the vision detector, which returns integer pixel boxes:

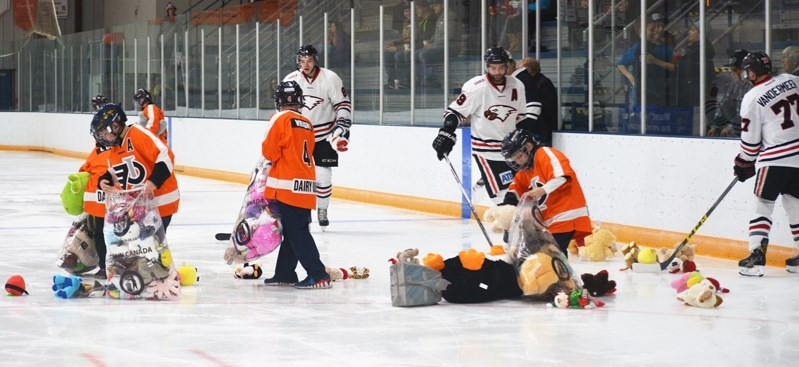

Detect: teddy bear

[483,205,516,233]
[676,244,697,262]
[619,241,640,271]
[676,279,723,308]
[578,226,616,261]
[325,266,349,281]
[580,270,617,297]
[397,248,420,264]
[349,266,370,279]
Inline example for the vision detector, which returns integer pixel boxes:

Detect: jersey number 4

[303,140,311,166]
[770,93,799,130]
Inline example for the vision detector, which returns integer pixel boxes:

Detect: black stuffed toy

[580,270,617,297]
[439,248,522,304]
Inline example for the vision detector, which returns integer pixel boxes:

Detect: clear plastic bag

[223,158,282,265]
[104,188,180,300]
[55,213,100,275]
[508,193,581,301]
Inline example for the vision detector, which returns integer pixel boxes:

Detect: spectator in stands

[782,46,799,76]
[417,0,461,88]
[617,14,673,108]
[384,6,411,89]
[395,0,437,88]
[708,49,750,137]
[326,21,350,68]
[511,57,558,146]
[164,2,177,22]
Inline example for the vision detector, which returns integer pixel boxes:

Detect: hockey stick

[636,177,738,272]
[444,155,494,248]
[215,233,231,241]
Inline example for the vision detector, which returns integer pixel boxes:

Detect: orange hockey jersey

[105,124,180,216]
[262,110,317,209]
[80,146,111,218]
[508,146,592,240]
[140,104,168,144]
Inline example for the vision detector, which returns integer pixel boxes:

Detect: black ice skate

[739,239,768,277]
[318,208,329,231]
[786,254,799,273]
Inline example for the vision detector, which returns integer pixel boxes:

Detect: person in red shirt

[500,129,592,256]
[262,81,331,289]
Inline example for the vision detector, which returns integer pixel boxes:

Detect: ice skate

[318,208,329,231]
[739,240,768,277]
[786,254,799,273]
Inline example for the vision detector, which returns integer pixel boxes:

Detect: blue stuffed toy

[52,275,83,299]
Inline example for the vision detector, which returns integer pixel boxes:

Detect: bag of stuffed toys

[104,188,180,300]
[507,193,581,301]
[223,158,282,265]
[55,213,100,275]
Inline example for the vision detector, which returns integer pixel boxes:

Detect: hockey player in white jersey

[733,51,799,276]
[283,45,352,230]
[432,46,535,204]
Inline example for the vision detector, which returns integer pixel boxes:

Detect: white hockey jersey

[445,74,530,161]
[283,67,352,142]
[739,73,799,169]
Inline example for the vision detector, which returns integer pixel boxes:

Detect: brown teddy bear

[578,226,616,261]
[619,241,640,271]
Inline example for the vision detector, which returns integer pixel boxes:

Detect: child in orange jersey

[133,88,169,144]
[91,104,180,231]
[262,81,331,289]
[500,129,592,257]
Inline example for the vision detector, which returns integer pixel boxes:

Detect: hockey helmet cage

[91,104,127,148]
[742,51,772,77]
[133,88,152,107]
[501,129,537,170]
[274,81,304,109]
[91,94,109,110]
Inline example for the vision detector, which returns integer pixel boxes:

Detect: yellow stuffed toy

[578,226,616,261]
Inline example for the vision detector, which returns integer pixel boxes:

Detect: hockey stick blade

[215,232,231,241]
[657,177,738,271]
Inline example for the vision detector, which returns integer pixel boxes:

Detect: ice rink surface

[1,151,799,366]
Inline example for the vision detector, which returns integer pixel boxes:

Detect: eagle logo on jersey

[302,95,325,111]
[483,105,517,122]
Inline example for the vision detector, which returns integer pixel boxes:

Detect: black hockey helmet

[91,94,109,110]
[484,47,510,66]
[274,81,304,109]
[91,104,127,148]
[133,88,152,108]
[296,44,319,67]
[724,49,749,69]
[501,129,537,170]
[742,51,772,77]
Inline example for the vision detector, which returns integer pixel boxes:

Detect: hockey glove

[328,125,349,152]
[432,129,456,160]
[733,156,755,182]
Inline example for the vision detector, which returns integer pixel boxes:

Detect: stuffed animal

[547,289,605,309]
[669,259,697,274]
[676,244,697,262]
[61,172,90,215]
[397,248,420,264]
[578,226,616,261]
[234,263,263,279]
[483,205,516,233]
[676,279,723,308]
[52,274,83,299]
[423,253,445,271]
[580,270,617,297]
[5,275,28,296]
[671,271,704,294]
[619,241,640,271]
[326,266,349,281]
[349,266,370,279]
[177,263,199,286]
[439,248,521,303]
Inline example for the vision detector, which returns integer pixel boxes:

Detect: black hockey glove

[733,156,755,182]
[432,129,456,160]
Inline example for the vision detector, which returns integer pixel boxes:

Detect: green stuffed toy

[61,172,90,215]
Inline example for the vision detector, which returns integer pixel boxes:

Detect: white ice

[1,151,798,366]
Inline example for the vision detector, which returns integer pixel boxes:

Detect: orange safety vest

[105,124,180,216]
[509,146,592,240]
[262,110,317,209]
[141,103,168,144]
[80,146,111,218]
